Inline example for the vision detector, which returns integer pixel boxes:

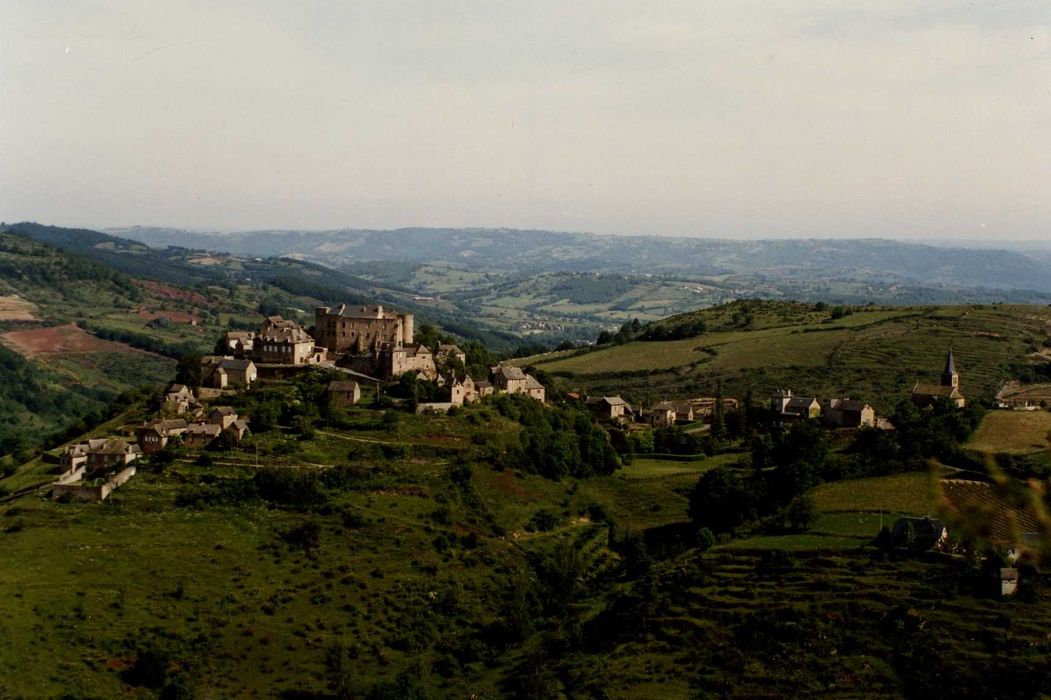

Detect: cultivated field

[810,471,939,516]
[0,295,37,321]
[0,324,151,357]
[967,411,1051,455]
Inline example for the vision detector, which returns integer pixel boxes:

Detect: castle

[314,304,414,354]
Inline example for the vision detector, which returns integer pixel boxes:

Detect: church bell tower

[940,348,959,389]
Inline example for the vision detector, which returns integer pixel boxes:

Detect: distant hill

[6,223,520,352]
[111,226,1051,294]
[527,299,1051,407]
[0,232,175,456]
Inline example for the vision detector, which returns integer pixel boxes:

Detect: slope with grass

[966,411,1051,455]
[531,300,1051,405]
[3,368,1051,697]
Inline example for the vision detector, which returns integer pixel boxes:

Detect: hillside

[1,371,1049,697]
[6,223,521,352]
[106,226,1051,344]
[527,300,1051,407]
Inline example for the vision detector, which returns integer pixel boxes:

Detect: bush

[527,509,561,532]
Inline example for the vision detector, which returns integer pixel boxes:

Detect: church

[912,348,966,409]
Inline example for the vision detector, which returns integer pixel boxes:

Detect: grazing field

[967,411,1051,455]
[617,454,733,480]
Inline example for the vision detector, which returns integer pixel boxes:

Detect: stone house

[164,384,195,415]
[822,398,877,428]
[216,358,257,388]
[209,406,239,430]
[135,419,188,454]
[671,401,695,423]
[314,304,414,354]
[912,349,966,409]
[183,423,222,447]
[201,356,258,389]
[225,330,255,355]
[327,380,361,408]
[586,396,633,422]
[491,366,546,402]
[387,344,437,380]
[61,438,140,476]
[436,344,467,367]
[475,380,494,399]
[228,419,251,442]
[254,316,320,365]
[438,372,477,406]
[641,402,678,427]
[771,390,822,421]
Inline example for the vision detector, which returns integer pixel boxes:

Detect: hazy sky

[2,2,1049,239]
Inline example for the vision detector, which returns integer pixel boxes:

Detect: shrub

[527,509,561,532]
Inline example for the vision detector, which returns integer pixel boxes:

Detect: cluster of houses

[194,304,546,411]
[582,394,738,428]
[769,390,878,428]
[48,388,251,502]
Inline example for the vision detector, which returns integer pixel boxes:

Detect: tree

[688,467,756,533]
[785,495,815,532]
[324,641,354,700]
[174,353,203,388]
[710,382,726,441]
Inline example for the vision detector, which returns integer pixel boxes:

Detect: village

[39,300,1046,599]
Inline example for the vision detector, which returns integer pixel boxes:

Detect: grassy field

[967,410,1051,454]
[810,471,940,515]
[531,303,1051,406]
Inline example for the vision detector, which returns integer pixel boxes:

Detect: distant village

[45,304,976,514]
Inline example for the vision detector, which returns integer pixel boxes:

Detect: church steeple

[941,348,959,388]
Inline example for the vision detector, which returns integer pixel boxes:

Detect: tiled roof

[913,383,961,398]
[496,366,527,381]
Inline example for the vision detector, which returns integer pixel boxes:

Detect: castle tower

[940,348,959,389]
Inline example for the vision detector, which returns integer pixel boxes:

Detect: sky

[1,1,1049,240]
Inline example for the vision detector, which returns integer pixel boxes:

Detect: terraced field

[570,548,1051,697]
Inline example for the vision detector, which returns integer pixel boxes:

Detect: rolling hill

[113,225,1051,294]
[526,300,1051,407]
